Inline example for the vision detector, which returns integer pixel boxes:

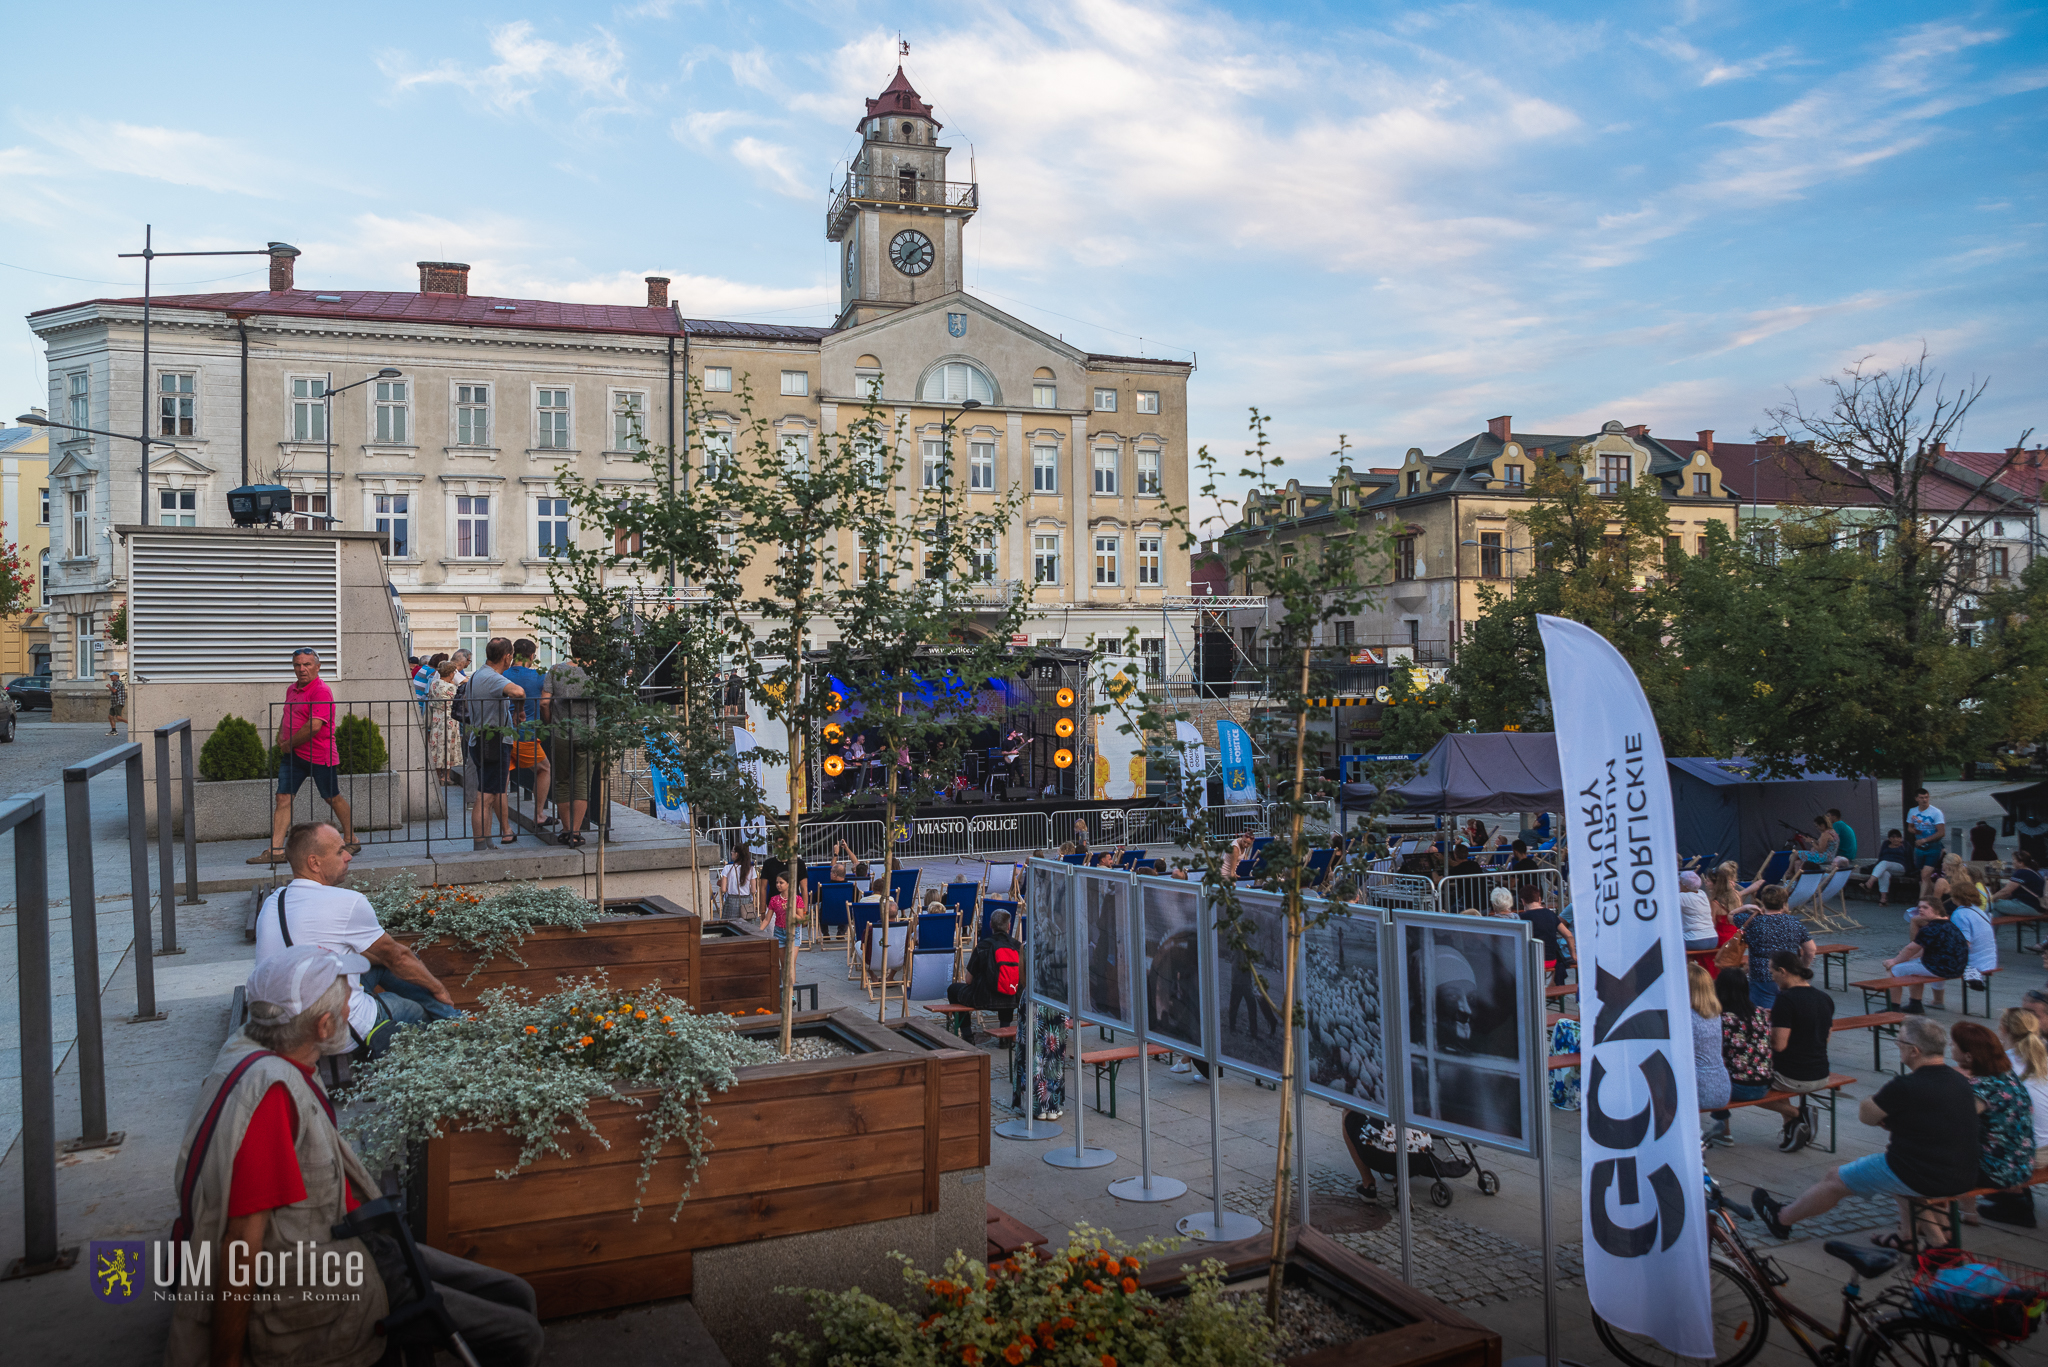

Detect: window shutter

[130,536,340,681]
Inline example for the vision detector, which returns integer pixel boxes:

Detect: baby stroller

[1340,1108,1499,1208]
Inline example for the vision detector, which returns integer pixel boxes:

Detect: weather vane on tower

[899,35,910,59]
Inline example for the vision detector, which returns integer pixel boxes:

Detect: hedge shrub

[199,715,268,782]
[335,715,389,775]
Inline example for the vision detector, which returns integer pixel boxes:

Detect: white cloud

[1703,293,1898,355]
[672,109,750,147]
[731,137,814,199]
[1639,34,1805,86]
[19,117,278,197]
[522,269,834,319]
[380,21,631,115]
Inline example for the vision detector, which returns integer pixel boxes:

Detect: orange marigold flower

[1101,1356,1117,1367]
[1057,1317,1074,1331]
[524,1025,539,1034]
[1004,1346,1023,1365]
[579,1035,594,1046]
[602,1020,614,1029]
[661,1015,672,1023]
[1082,1280,1099,1294]
[1120,1277,1137,1294]
[962,1349,980,1366]
[1122,1257,1141,1274]
[635,1009,646,1018]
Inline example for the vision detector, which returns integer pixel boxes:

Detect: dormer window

[1406,471,1420,495]
[1502,464,1524,488]
[1285,498,1298,516]
[1337,487,1351,507]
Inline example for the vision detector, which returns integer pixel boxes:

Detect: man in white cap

[167,944,543,1367]
[253,820,456,1051]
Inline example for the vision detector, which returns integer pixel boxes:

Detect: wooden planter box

[1136,1226,1500,1367]
[419,1009,991,1318]
[396,895,700,1012]
[696,917,780,1016]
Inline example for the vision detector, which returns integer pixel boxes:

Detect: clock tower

[827,67,978,329]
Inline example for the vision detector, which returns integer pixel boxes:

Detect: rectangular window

[1141,636,1163,679]
[455,495,491,558]
[781,433,810,475]
[921,439,946,489]
[970,441,995,491]
[1094,535,1119,585]
[1406,620,1420,652]
[1698,535,1710,556]
[1406,471,1420,495]
[1337,486,1352,507]
[1502,464,1524,488]
[1093,447,1118,495]
[1479,531,1502,578]
[288,493,327,531]
[1136,449,1160,495]
[1093,388,1117,412]
[158,372,196,437]
[1989,546,2010,579]
[291,377,326,442]
[1033,383,1057,408]
[536,388,570,449]
[457,613,490,660]
[973,532,997,580]
[1137,535,1161,585]
[374,379,409,443]
[1692,472,1711,496]
[67,372,88,430]
[39,549,49,606]
[701,428,732,481]
[1135,390,1159,414]
[1396,536,1416,581]
[536,497,571,556]
[1598,454,1630,494]
[455,384,491,446]
[1284,498,1298,517]
[780,370,809,397]
[703,366,732,392]
[158,488,196,526]
[1664,536,1682,564]
[612,391,646,451]
[615,526,642,557]
[1334,621,1355,647]
[923,545,944,580]
[1033,533,1060,584]
[1032,445,1058,493]
[373,493,409,558]
[39,487,49,524]
[69,490,89,553]
[75,611,94,680]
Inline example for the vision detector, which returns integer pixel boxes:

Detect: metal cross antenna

[115,228,290,527]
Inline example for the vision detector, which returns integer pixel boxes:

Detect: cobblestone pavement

[1225,1167,1587,1308]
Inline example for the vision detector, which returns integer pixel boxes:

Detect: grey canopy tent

[1383,733,1563,814]
[1665,758,1880,874]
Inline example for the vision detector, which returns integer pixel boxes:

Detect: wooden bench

[1851,969,2000,1019]
[1991,912,2048,954]
[1719,1073,1855,1153]
[986,1203,1051,1262]
[1912,1167,2048,1247]
[924,1003,977,1040]
[1544,983,1577,1009]
[1811,942,1855,991]
[987,1024,1017,1083]
[1831,1012,1907,1072]
[1080,1041,1171,1118]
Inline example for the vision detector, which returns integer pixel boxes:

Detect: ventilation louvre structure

[130,537,340,681]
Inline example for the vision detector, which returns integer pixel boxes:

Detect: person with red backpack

[950,909,1023,1027]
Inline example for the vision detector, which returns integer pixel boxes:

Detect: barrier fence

[151,718,199,957]
[3,791,59,1275]
[1434,867,1567,917]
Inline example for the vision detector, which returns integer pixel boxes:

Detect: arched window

[919,363,995,405]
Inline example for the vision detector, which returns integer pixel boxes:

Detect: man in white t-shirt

[253,821,455,1052]
[1906,789,1947,879]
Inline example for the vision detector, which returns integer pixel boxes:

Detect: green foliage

[353,873,604,982]
[107,602,127,645]
[0,523,30,620]
[198,714,269,782]
[771,1226,1279,1367]
[334,714,388,774]
[345,975,775,1219]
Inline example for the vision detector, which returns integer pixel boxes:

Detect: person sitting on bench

[1881,899,1968,1014]
[254,821,458,1053]
[1762,952,1834,1153]
[949,908,1022,1027]
[167,945,544,1366]
[1988,850,2046,921]
[1751,1015,1984,1250]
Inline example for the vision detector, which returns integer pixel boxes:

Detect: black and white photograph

[1212,888,1286,1079]
[1139,877,1204,1056]
[1397,917,1532,1151]
[1302,905,1386,1114]
[1079,869,1133,1030]
[1029,858,1072,1010]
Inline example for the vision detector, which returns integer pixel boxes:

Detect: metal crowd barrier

[2,791,62,1277]
[1434,866,1566,916]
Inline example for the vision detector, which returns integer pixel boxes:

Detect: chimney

[645,276,670,308]
[1487,415,1512,441]
[1696,429,1715,453]
[417,261,471,295]
[1933,441,1948,458]
[1765,434,1787,446]
[1625,423,1649,438]
[267,242,301,292]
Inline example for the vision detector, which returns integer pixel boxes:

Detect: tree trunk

[780,683,804,1058]
[881,753,899,1023]
[1266,645,1312,1324]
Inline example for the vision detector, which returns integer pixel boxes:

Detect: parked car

[6,674,53,711]
[0,688,14,741]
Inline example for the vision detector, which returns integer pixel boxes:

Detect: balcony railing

[827,174,979,239]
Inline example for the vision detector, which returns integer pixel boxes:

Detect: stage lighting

[1055,687,1076,708]
[823,722,845,742]
[1053,748,1073,769]
[823,755,846,776]
[828,691,844,709]
[1054,717,1075,738]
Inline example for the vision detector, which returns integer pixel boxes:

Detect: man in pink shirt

[250,648,358,864]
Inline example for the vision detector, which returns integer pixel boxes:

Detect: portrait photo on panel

[1141,879,1204,1055]
[1031,862,1072,1008]
[1212,890,1286,1077]
[1400,921,1527,1146]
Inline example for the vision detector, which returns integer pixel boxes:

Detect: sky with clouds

[3,0,2042,530]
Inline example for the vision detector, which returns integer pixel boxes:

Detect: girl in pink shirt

[767,876,805,947]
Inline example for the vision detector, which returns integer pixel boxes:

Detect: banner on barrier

[1217,719,1257,805]
[1540,612,1713,1359]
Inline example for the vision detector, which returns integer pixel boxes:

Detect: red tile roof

[1709,442,1884,506]
[864,66,938,129]
[1943,447,2048,501]
[32,288,686,338]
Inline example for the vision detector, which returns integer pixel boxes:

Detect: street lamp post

[321,370,405,528]
[935,398,982,601]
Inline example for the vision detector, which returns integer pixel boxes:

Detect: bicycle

[1593,1175,2014,1366]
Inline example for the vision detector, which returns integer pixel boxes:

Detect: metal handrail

[827,173,978,236]
[2,792,61,1275]
[153,720,200,961]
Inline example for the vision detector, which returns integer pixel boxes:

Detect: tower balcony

[827,173,979,240]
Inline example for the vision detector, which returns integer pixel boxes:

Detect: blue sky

[3,0,2042,529]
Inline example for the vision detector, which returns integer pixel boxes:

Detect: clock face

[890,229,934,276]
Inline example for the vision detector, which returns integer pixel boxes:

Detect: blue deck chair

[1755,850,1793,886]
[916,911,957,953]
[888,867,920,913]
[980,897,1019,940]
[1305,848,1335,885]
[1115,849,1144,870]
[849,901,883,974]
[1062,853,1086,866]
[816,882,857,945]
[943,880,979,914]
[806,862,831,890]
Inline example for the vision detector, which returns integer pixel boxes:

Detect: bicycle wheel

[1852,1317,2012,1367]
[1593,1259,1769,1367]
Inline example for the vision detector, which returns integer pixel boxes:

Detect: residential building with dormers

[27,67,1191,721]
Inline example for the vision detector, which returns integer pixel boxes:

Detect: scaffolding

[1160,593,1267,698]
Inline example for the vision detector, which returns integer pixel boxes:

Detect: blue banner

[1217,719,1257,804]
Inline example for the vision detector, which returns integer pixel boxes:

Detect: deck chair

[1062,853,1086,866]
[849,901,882,975]
[943,879,979,915]
[916,911,957,953]
[815,882,857,947]
[861,920,909,999]
[1115,848,1145,870]
[1784,871,1822,913]
[888,868,920,913]
[1754,850,1794,886]
[982,861,1019,899]
[979,897,1019,940]
[1805,870,1856,930]
[1305,848,1335,887]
